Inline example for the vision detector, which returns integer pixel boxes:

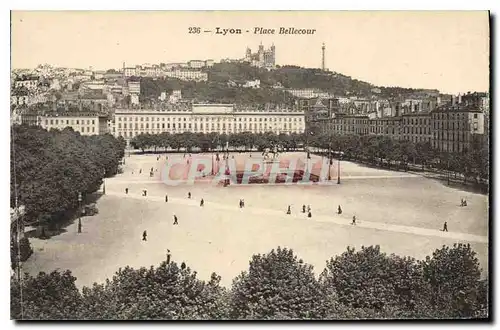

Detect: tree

[420,243,484,318]
[11,125,124,229]
[229,247,327,319]
[319,245,430,312]
[11,270,82,320]
[79,261,227,320]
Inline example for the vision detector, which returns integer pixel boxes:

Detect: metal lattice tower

[321,43,326,71]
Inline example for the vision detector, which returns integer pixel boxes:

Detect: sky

[11,11,490,94]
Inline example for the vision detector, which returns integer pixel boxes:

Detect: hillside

[140,62,439,106]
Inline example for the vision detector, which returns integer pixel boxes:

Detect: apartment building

[430,104,484,153]
[401,113,432,144]
[39,112,109,135]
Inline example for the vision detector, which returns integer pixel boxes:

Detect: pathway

[106,191,488,244]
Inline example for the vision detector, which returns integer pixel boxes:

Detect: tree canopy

[11,124,126,227]
[11,244,489,320]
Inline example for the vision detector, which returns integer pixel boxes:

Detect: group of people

[128,154,461,239]
[131,167,157,177]
[130,182,453,234]
[286,204,355,224]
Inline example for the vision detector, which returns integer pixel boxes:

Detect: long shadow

[311,152,488,195]
[419,174,489,195]
[25,191,106,240]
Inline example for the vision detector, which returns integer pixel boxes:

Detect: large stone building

[321,103,486,154]
[401,113,432,144]
[39,112,109,136]
[113,104,305,143]
[430,104,485,153]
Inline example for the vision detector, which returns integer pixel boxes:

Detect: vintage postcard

[10,11,490,320]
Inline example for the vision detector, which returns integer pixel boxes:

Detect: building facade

[39,113,109,136]
[430,105,484,153]
[401,113,432,144]
[114,104,305,142]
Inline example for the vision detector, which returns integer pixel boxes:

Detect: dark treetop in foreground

[11,244,488,320]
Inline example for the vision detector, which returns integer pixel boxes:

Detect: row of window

[403,118,430,126]
[407,136,431,143]
[116,116,303,123]
[432,141,468,153]
[432,113,479,120]
[331,121,479,135]
[46,119,96,125]
[433,120,479,131]
[117,122,300,130]
[403,127,431,135]
[118,129,303,138]
[433,131,471,142]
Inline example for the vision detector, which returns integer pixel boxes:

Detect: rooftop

[432,104,483,113]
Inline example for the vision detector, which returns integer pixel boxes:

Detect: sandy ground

[22,152,489,288]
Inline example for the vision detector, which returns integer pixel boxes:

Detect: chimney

[437,96,441,105]
[458,93,462,104]
[451,95,456,105]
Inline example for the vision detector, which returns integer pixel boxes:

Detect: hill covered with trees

[139,62,435,106]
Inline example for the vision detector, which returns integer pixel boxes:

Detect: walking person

[337,205,342,215]
[165,194,168,202]
[125,187,129,194]
[307,205,311,213]
[188,192,191,199]
[302,205,306,213]
[287,205,291,215]
[173,215,178,225]
[239,199,243,209]
[308,211,312,218]
[351,215,356,225]
[200,198,204,207]
[142,230,147,241]
[142,189,147,197]
[139,169,142,174]
[443,221,448,232]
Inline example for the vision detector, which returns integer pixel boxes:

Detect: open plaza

[22,152,489,288]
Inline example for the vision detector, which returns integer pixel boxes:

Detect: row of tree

[308,132,489,183]
[11,243,488,320]
[10,125,126,227]
[130,131,305,153]
[130,131,488,184]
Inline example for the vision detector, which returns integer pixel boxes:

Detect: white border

[1,1,497,329]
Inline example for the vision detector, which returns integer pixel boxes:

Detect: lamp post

[102,168,106,195]
[77,192,82,233]
[328,144,332,181]
[447,158,450,185]
[211,153,215,176]
[337,155,341,184]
